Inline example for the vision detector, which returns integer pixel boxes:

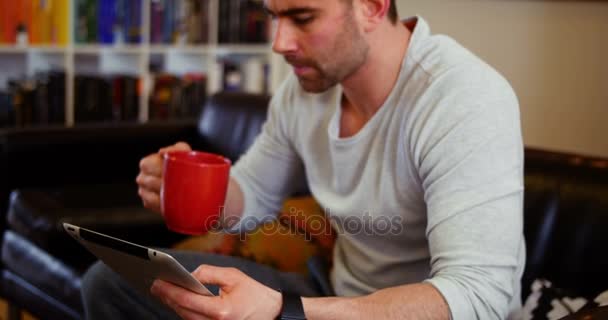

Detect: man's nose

[272,20,297,55]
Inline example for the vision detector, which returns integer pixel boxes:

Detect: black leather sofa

[0,92,270,319]
[521,149,608,299]
[1,91,607,319]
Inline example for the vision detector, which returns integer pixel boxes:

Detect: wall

[397,0,608,158]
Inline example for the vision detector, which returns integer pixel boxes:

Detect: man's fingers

[136,173,162,193]
[151,280,225,319]
[138,188,160,211]
[139,154,163,176]
[173,306,213,320]
[159,142,192,155]
[140,142,191,177]
[191,265,241,289]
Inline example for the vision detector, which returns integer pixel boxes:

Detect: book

[0,1,16,43]
[98,0,116,44]
[185,0,209,44]
[51,0,70,45]
[31,0,53,44]
[0,90,13,127]
[1,71,66,127]
[2,0,34,44]
[126,0,142,43]
[240,0,268,43]
[162,0,176,43]
[121,76,139,121]
[47,71,66,124]
[75,75,110,123]
[218,0,268,43]
[75,0,98,43]
[150,74,178,120]
[149,73,206,120]
[75,74,139,124]
[150,0,164,43]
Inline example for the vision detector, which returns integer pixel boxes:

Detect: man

[82,0,525,319]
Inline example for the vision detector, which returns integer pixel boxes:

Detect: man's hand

[136,142,192,213]
[151,265,282,320]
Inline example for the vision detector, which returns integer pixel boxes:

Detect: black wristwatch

[278,291,307,320]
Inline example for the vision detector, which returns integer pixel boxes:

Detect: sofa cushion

[1,231,82,319]
[1,269,80,320]
[172,196,335,274]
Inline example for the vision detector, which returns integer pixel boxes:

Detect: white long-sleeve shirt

[231,16,525,320]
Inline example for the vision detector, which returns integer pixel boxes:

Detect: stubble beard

[295,14,369,93]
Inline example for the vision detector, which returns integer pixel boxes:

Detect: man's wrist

[269,289,283,319]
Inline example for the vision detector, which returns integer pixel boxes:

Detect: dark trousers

[81,250,330,320]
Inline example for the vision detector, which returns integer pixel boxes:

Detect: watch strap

[279,291,307,320]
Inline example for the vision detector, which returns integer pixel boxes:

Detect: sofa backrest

[0,123,198,231]
[523,148,608,298]
[196,92,270,163]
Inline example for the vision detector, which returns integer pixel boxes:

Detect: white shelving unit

[0,0,288,126]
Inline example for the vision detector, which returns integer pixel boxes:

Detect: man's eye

[293,16,313,25]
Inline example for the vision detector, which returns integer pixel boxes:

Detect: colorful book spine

[98,0,116,44]
[86,0,98,43]
[2,0,34,44]
[75,0,98,43]
[31,0,52,44]
[150,0,164,43]
[162,0,175,43]
[51,0,70,45]
[75,0,87,43]
[127,0,142,43]
[0,1,7,43]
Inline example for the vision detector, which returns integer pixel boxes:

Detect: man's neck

[340,21,412,120]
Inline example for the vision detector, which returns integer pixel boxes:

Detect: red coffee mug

[161,151,231,235]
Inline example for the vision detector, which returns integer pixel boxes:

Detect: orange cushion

[172,196,335,274]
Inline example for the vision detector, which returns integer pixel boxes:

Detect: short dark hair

[343,0,399,24]
[388,0,398,24]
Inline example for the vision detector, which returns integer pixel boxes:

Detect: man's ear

[354,0,390,32]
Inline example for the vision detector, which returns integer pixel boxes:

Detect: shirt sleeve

[229,80,305,232]
[413,83,525,319]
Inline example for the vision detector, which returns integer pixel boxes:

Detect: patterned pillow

[519,279,608,320]
[172,196,335,274]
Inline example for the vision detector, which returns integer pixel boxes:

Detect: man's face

[265,0,370,93]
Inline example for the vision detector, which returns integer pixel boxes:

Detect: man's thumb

[191,265,238,289]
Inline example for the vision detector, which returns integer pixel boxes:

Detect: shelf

[216,44,270,56]
[73,45,143,55]
[149,45,212,55]
[0,45,67,54]
[149,44,269,55]
[0,45,271,55]
[1,0,278,126]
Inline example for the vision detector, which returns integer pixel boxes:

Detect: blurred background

[395,0,608,158]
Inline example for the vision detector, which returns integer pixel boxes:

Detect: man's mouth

[285,57,315,76]
[293,65,314,76]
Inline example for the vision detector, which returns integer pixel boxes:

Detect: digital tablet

[63,223,214,297]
